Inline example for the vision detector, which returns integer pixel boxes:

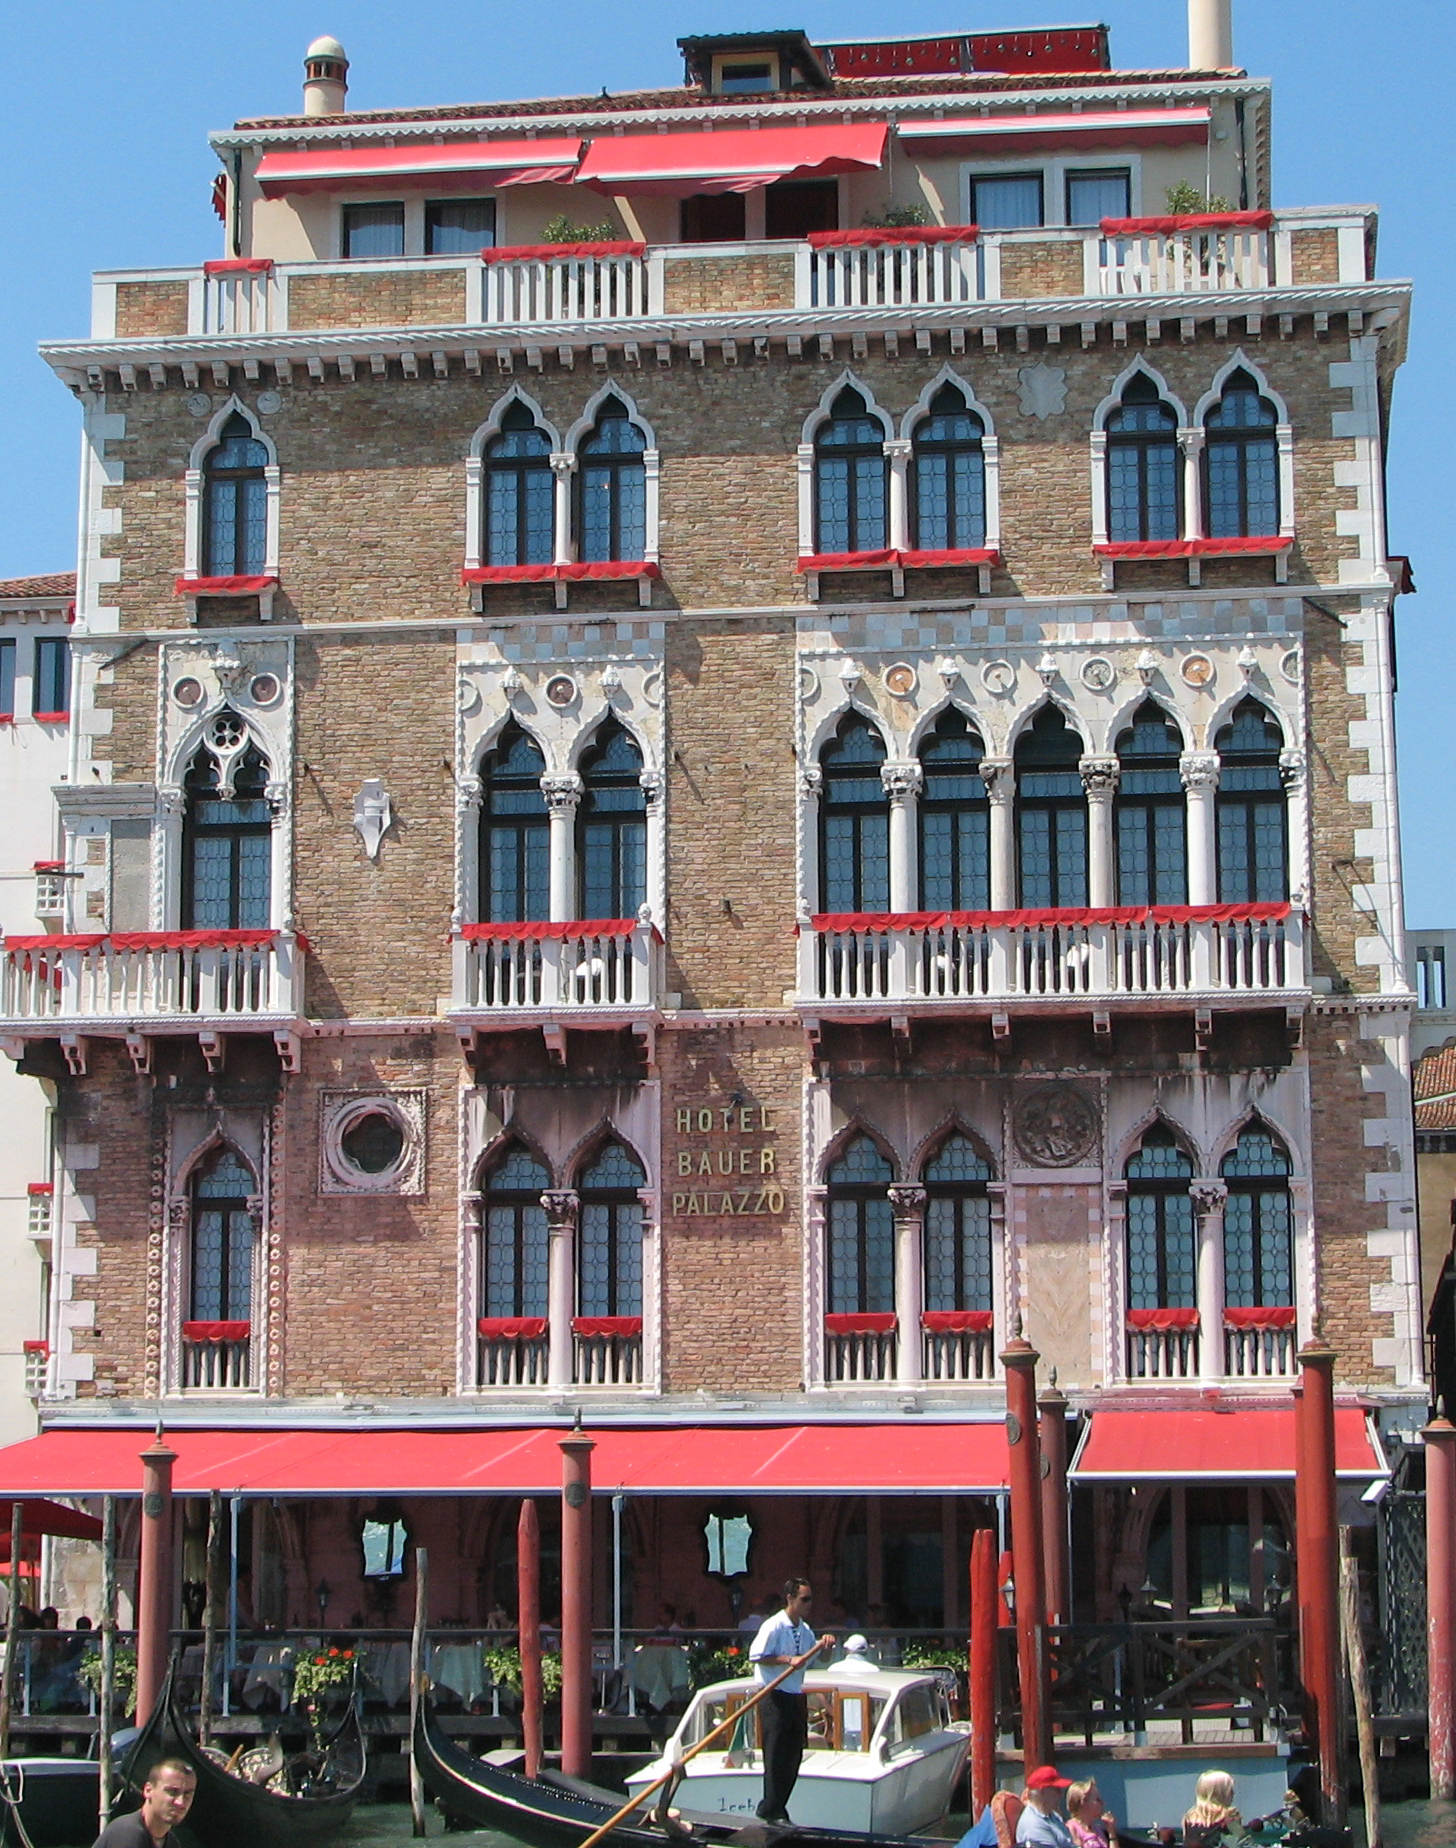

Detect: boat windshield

[687,1688,886,1755]
[885,1681,944,1748]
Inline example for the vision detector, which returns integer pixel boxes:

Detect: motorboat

[625,1668,970,1834]
[0,1758,100,1848]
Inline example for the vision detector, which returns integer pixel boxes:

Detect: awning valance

[255,139,583,197]
[1071,1407,1388,1483]
[898,107,1210,160]
[0,1421,1009,1497]
[576,123,888,197]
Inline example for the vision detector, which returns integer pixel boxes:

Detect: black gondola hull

[0,1759,100,1848]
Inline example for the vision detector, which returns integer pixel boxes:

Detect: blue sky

[1,2,1450,917]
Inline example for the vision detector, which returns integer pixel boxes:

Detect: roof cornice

[208,74,1270,152]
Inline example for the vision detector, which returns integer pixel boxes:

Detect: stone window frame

[1089,357,1191,548]
[319,1090,428,1196]
[161,1117,270,1401]
[899,366,1002,556]
[1190,350,1296,545]
[183,397,280,582]
[562,384,661,566]
[796,369,894,558]
[957,150,1146,230]
[464,388,565,572]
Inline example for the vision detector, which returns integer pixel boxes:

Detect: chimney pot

[1188,0,1233,69]
[303,34,349,117]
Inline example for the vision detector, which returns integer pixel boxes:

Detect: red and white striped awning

[576,122,888,196]
[255,138,583,197]
[898,107,1210,159]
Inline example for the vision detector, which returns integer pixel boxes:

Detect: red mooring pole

[1424,1418,1456,1798]
[1038,1376,1070,1626]
[134,1430,177,1725]
[559,1428,596,1778]
[1001,1332,1049,1771]
[518,1497,544,1780]
[1296,1339,1342,1823]
[969,1525,998,1813]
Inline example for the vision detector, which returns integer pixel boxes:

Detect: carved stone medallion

[1013,1082,1099,1168]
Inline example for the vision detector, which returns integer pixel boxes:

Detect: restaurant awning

[1071,1406,1389,1483]
[255,139,583,197]
[898,107,1210,160]
[576,123,888,197]
[0,1421,1009,1497]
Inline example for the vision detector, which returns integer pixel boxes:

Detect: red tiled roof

[0,574,74,601]
[232,67,1234,132]
[1414,1045,1456,1127]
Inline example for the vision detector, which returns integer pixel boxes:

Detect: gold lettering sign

[667,1103,787,1219]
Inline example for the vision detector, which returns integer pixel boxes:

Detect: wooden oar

[577,1641,831,1848]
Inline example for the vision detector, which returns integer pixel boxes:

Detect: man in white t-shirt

[748,1577,830,1822]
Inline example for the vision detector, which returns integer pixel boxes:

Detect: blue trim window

[1215,699,1287,903]
[1115,700,1187,905]
[820,714,889,913]
[482,1146,550,1319]
[1125,1126,1196,1311]
[1204,370,1280,538]
[1221,1127,1293,1308]
[1015,705,1087,908]
[190,1145,256,1322]
[480,725,548,922]
[814,388,887,554]
[923,1135,993,1313]
[577,721,646,919]
[910,385,985,551]
[1106,376,1180,543]
[577,400,646,563]
[919,708,989,910]
[486,403,554,567]
[578,1142,645,1318]
[202,414,269,576]
[827,1135,894,1315]
[183,720,271,930]
[0,639,19,718]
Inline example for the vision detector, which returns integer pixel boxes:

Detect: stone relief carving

[1018,363,1068,419]
[1013,1083,1100,1168]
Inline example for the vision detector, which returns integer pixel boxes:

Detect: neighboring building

[0,5,1423,1642]
[0,575,74,1447]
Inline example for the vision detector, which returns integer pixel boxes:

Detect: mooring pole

[1424,1417,1456,1798]
[519,1498,544,1779]
[969,1525,998,1814]
[560,1426,596,1778]
[1000,1330,1049,1770]
[1295,1338,1341,1823]
[134,1429,177,1726]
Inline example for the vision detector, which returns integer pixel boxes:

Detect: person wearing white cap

[824,1632,880,1674]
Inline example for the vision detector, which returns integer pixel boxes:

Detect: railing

[1095,226,1270,295]
[201,267,281,335]
[922,1311,995,1381]
[22,1341,47,1398]
[1126,1311,1200,1379]
[179,1322,252,1391]
[824,1312,897,1383]
[801,238,982,309]
[800,906,1303,1009]
[483,247,651,323]
[476,1317,550,1388]
[573,1316,642,1387]
[26,1183,53,1241]
[0,931,303,1025]
[1224,1309,1298,1379]
[453,920,659,1016]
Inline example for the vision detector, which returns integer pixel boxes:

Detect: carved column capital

[548,452,578,480]
[541,773,583,813]
[882,439,913,463]
[541,1190,579,1232]
[887,1183,927,1223]
[1080,755,1120,796]
[1180,751,1220,793]
[638,766,664,805]
[881,760,923,803]
[800,764,823,798]
[157,785,186,821]
[1279,747,1307,790]
[1190,1179,1228,1216]
[979,756,1013,802]
[455,775,483,816]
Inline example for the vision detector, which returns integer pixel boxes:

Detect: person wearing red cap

[1016,1767,1075,1848]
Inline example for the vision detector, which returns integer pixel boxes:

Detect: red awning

[898,107,1209,160]
[0,1422,1009,1497]
[255,139,583,197]
[0,1498,102,1540]
[1072,1407,1388,1482]
[577,123,888,197]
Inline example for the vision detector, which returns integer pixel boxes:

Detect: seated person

[1066,1780,1119,1848]
[1016,1767,1074,1848]
[1183,1771,1242,1848]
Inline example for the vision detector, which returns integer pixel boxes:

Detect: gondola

[0,1758,100,1848]
[413,1692,956,1848]
[120,1660,365,1848]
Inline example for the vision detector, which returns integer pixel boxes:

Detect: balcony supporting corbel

[891,1015,912,1055]
[273,1030,302,1074]
[631,1020,657,1074]
[198,1031,225,1074]
[542,1024,568,1065]
[1092,1009,1111,1039]
[1194,1007,1212,1052]
[125,1033,152,1076]
[991,1011,1010,1042]
[59,1035,88,1077]
[1286,1005,1304,1047]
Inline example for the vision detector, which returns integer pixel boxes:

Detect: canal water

[337,1800,1456,1847]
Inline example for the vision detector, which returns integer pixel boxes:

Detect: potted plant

[78,1643,138,1721]
[289,1645,357,1749]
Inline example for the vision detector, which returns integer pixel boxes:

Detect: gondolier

[94,1759,196,1848]
[749,1576,830,1823]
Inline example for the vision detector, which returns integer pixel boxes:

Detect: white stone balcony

[473,1315,642,1391]
[178,1322,253,1392]
[86,208,1372,345]
[0,930,305,1073]
[823,1311,997,1387]
[450,919,661,1048]
[796,903,1305,1024]
[1124,1308,1297,1383]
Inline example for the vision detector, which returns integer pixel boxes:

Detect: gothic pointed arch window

[480,1144,550,1320]
[1115,700,1187,905]
[819,714,889,912]
[1125,1125,1196,1311]
[183,717,272,929]
[918,708,989,910]
[577,720,646,919]
[202,414,269,577]
[1105,375,1180,543]
[1214,698,1287,902]
[578,1141,645,1318]
[1015,705,1087,907]
[1203,370,1280,538]
[190,1145,257,1324]
[577,399,646,563]
[479,725,548,922]
[826,1135,894,1315]
[1221,1126,1293,1308]
[815,387,888,553]
[922,1134,993,1313]
[486,402,554,566]
[910,384,986,550]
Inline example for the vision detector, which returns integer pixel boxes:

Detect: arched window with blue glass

[826,1135,894,1315]
[1214,698,1287,903]
[486,402,554,566]
[1105,374,1181,543]
[1125,1125,1196,1312]
[480,1144,550,1321]
[578,1141,645,1319]
[202,414,269,577]
[1203,370,1280,538]
[183,718,271,929]
[819,714,889,912]
[910,384,985,551]
[576,399,646,563]
[479,724,548,922]
[189,1144,257,1324]
[918,708,989,910]
[922,1135,993,1314]
[1221,1126,1293,1309]
[1015,705,1087,907]
[1115,700,1187,905]
[577,720,646,919]
[814,387,888,553]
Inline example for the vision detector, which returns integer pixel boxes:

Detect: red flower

[328,1647,339,1657]
[727,1647,740,1656]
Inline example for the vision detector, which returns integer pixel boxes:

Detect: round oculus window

[340,1110,406,1176]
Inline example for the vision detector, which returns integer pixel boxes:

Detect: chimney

[1187,0,1232,69]
[303,35,349,116]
